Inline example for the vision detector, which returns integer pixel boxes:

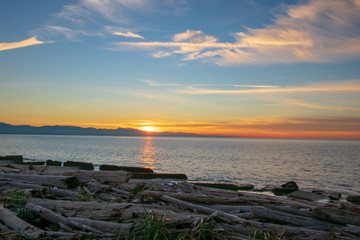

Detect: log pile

[0,161,359,239]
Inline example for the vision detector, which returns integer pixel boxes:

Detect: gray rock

[288,190,327,201]
[346,195,360,205]
[0,155,23,164]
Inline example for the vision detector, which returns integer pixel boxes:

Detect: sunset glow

[140,126,157,132]
[1,0,360,139]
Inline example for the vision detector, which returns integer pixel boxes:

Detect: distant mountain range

[0,122,219,137]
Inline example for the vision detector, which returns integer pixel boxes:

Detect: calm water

[0,134,359,195]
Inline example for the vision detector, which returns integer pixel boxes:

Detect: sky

[0,0,360,139]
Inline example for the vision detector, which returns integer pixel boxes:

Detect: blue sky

[1,0,360,138]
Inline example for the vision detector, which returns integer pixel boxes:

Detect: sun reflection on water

[140,137,158,169]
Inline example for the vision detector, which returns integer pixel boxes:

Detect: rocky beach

[0,155,360,239]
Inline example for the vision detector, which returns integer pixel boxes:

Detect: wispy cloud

[0,36,50,51]
[113,31,144,39]
[285,98,360,112]
[114,0,360,65]
[181,80,360,95]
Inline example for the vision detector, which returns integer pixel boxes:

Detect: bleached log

[0,166,21,173]
[28,198,204,223]
[0,205,45,238]
[337,225,360,236]
[222,222,346,240]
[247,206,340,230]
[25,202,103,233]
[160,195,241,223]
[49,187,81,198]
[67,217,131,235]
[46,231,116,238]
[0,173,76,188]
[64,170,131,183]
[87,180,131,198]
[312,206,360,226]
[139,190,240,205]
[193,184,239,197]
[264,204,312,217]
[0,179,43,189]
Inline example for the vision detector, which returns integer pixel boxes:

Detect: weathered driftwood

[0,204,45,238]
[64,170,131,183]
[0,173,75,188]
[243,206,340,230]
[264,204,313,217]
[87,180,131,198]
[67,217,131,235]
[27,198,204,223]
[139,190,241,205]
[193,184,239,197]
[49,187,81,198]
[0,179,43,189]
[160,195,241,223]
[0,166,21,173]
[46,231,116,238]
[222,222,350,240]
[312,206,360,226]
[25,202,103,233]
[336,225,360,236]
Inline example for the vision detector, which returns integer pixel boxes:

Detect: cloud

[0,36,50,51]
[285,98,360,112]
[113,31,144,39]
[181,79,360,95]
[114,0,360,65]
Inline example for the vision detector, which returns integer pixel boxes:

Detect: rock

[63,161,94,170]
[288,190,327,201]
[99,164,153,173]
[312,190,342,201]
[131,173,187,180]
[271,181,299,196]
[237,184,254,191]
[281,181,299,190]
[0,155,23,164]
[23,161,45,165]
[347,196,360,205]
[46,159,62,166]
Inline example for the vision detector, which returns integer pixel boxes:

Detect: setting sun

[140,126,157,132]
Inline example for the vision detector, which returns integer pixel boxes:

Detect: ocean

[0,134,359,195]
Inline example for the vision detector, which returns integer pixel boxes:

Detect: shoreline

[0,155,360,239]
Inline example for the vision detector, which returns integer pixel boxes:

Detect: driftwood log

[0,204,45,238]
[0,173,76,188]
[25,202,103,233]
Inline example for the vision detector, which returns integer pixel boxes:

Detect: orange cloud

[0,36,49,51]
[113,31,144,39]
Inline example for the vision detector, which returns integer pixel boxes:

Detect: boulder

[63,161,94,170]
[131,173,187,180]
[281,181,299,190]
[99,164,153,173]
[288,190,327,201]
[312,190,342,201]
[0,155,23,164]
[346,195,360,205]
[46,159,62,166]
[271,181,299,196]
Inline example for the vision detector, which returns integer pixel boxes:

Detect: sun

[140,126,157,132]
